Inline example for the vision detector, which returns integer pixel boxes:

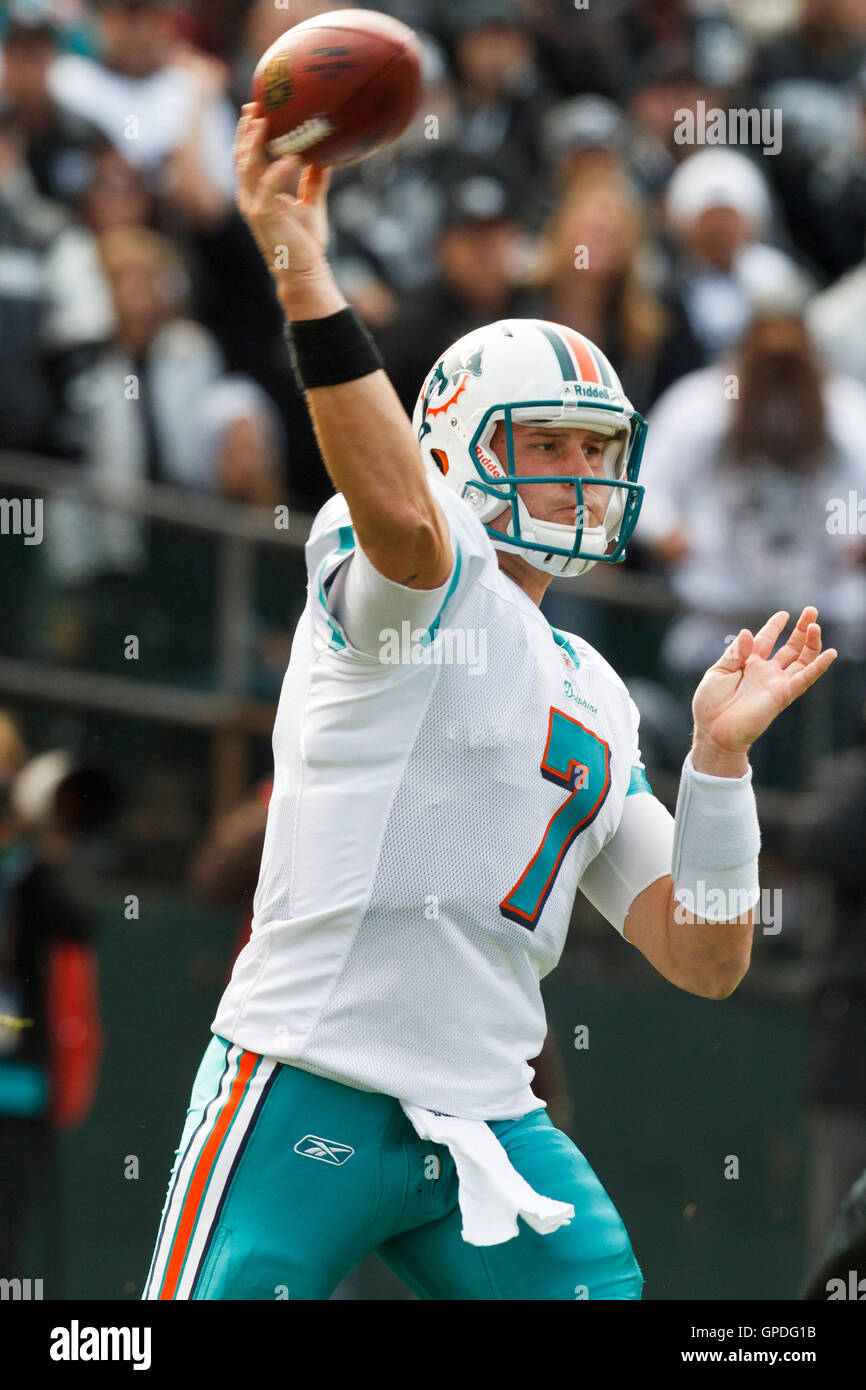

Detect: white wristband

[671,751,761,923]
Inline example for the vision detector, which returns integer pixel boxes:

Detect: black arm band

[283,306,385,391]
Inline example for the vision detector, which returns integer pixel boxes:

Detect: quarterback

[144,107,836,1301]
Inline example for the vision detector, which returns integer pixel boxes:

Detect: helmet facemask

[461,400,646,579]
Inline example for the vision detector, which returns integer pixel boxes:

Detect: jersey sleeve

[303,477,492,661]
[578,693,674,934]
[625,695,653,797]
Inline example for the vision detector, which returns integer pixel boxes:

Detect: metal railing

[0,449,848,803]
[0,450,856,996]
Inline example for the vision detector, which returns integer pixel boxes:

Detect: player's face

[489,422,612,531]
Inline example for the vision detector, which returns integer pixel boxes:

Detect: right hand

[234,101,332,283]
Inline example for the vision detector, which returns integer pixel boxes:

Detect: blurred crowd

[1,0,866,729]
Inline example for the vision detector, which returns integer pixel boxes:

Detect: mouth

[555,505,600,527]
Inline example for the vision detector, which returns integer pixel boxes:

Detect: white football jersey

[212,476,657,1119]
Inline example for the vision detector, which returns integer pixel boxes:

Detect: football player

[144,106,836,1301]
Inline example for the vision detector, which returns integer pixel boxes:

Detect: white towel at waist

[400,1102,575,1247]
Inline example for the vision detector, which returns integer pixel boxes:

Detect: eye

[534,441,556,453]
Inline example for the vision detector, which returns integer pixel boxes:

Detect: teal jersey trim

[551,629,581,669]
[420,541,462,646]
[627,766,652,796]
[0,1061,48,1117]
[316,528,462,655]
[316,524,355,651]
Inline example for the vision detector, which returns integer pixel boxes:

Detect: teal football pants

[144,1034,643,1300]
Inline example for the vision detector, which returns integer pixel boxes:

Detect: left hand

[691,607,837,761]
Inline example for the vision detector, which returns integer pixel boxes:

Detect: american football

[251,8,423,168]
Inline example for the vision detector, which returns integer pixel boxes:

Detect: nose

[553,454,595,501]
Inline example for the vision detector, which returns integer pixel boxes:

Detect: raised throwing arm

[233,103,451,590]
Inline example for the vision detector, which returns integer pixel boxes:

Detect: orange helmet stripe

[536,320,601,384]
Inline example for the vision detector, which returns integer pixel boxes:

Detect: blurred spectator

[46,226,225,585]
[0,719,103,1285]
[93,225,224,487]
[807,251,866,388]
[542,95,633,190]
[504,0,636,101]
[624,42,720,197]
[760,63,866,283]
[375,163,542,413]
[442,0,556,186]
[0,13,108,207]
[751,0,866,89]
[198,375,285,506]
[662,147,807,362]
[78,145,155,234]
[637,287,866,780]
[49,0,235,230]
[0,97,113,458]
[527,168,701,413]
[327,30,462,299]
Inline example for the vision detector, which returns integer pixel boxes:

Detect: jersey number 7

[500,707,611,930]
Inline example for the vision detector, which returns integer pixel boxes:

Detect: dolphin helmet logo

[418,344,485,440]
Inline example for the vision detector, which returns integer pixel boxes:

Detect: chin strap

[489,487,625,579]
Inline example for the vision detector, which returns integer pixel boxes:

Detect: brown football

[251,9,423,169]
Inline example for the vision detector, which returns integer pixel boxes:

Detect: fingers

[235,106,269,204]
[750,610,789,661]
[774,606,818,670]
[233,101,259,156]
[256,149,305,202]
[783,644,838,703]
[795,620,824,670]
[715,628,752,670]
[298,161,331,207]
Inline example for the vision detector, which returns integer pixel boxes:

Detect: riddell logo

[577,383,614,401]
[474,444,502,478]
[294,1135,355,1165]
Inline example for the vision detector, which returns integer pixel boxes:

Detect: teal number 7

[500,707,611,930]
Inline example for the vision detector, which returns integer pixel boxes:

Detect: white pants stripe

[143,1039,278,1300]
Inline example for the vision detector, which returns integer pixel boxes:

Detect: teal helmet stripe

[534,322,579,382]
[590,344,616,389]
[533,321,619,393]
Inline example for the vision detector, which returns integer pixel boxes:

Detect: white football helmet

[411,318,647,577]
